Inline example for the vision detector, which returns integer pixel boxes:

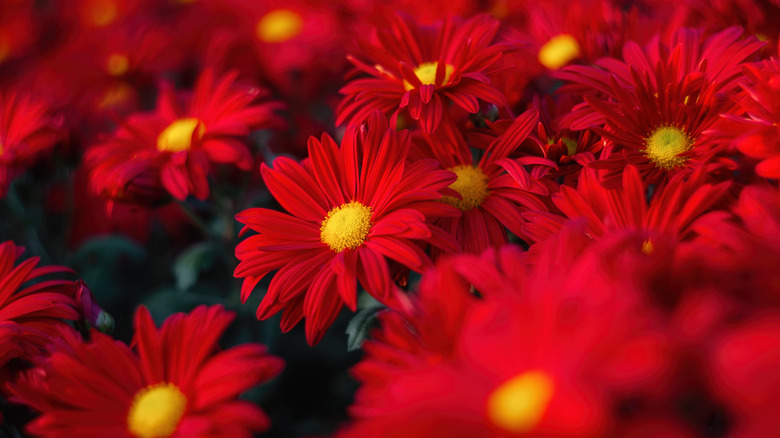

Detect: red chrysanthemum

[714,58,780,179]
[557,27,763,185]
[0,241,76,369]
[0,92,64,197]
[85,69,282,204]
[343,232,670,437]
[337,13,507,133]
[7,305,283,438]
[415,109,557,253]
[523,165,731,254]
[234,113,459,345]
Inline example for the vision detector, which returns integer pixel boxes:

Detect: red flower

[714,58,780,179]
[557,27,763,185]
[234,113,459,345]
[522,165,731,252]
[416,109,557,253]
[86,69,282,203]
[0,92,64,197]
[0,241,76,369]
[7,305,283,438]
[337,14,507,133]
[344,232,670,437]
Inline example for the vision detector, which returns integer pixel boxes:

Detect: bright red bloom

[714,58,780,179]
[557,27,763,185]
[86,69,282,203]
[523,165,731,252]
[234,113,459,345]
[416,109,557,253]
[344,232,670,437]
[7,305,283,438]
[0,241,77,369]
[0,92,64,197]
[337,13,507,133]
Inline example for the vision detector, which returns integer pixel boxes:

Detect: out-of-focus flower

[343,230,670,437]
[557,27,763,185]
[338,14,507,133]
[86,69,283,204]
[0,92,64,197]
[7,305,283,437]
[0,241,77,369]
[234,112,459,345]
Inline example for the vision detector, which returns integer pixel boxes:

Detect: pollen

[644,126,693,170]
[442,165,489,211]
[256,9,304,43]
[320,201,373,253]
[538,34,581,70]
[403,62,455,91]
[487,371,554,433]
[106,53,130,76]
[127,382,187,438]
[641,239,655,255]
[157,118,206,153]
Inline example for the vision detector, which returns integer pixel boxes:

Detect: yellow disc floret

[87,0,118,27]
[641,239,655,255]
[538,34,581,70]
[487,371,554,433]
[320,201,373,253]
[403,62,455,91]
[106,53,130,76]
[256,9,304,43]
[442,165,489,211]
[127,382,187,438]
[644,126,693,170]
[157,118,206,153]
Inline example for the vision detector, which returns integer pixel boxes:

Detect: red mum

[0,92,64,197]
[7,305,283,438]
[337,14,507,133]
[86,69,282,204]
[0,241,76,370]
[234,113,458,345]
[557,27,763,185]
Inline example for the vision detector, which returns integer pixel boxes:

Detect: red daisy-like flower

[522,165,731,255]
[85,69,282,204]
[337,13,507,133]
[7,305,283,438]
[714,58,780,179]
[0,241,77,369]
[557,27,763,185]
[234,113,459,345]
[0,92,64,197]
[343,232,670,437]
[415,109,557,253]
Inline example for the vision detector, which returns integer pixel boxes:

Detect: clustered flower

[1,0,780,436]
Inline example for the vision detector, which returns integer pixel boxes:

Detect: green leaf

[172,242,220,291]
[345,302,385,352]
[71,236,147,265]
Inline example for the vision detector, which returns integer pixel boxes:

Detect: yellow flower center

[403,62,455,91]
[256,9,304,43]
[86,0,118,27]
[538,34,581,70]
[127,382,187,438]
[641,239,655,255]
[442,165,489,211]
[156,118,206,153]
[320,201,373,253]
[487,371,554,433]
[106,53,129,76]
[644,126,692,170]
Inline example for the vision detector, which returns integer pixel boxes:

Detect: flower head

[7,305,283,437]
[234,113,459,344]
